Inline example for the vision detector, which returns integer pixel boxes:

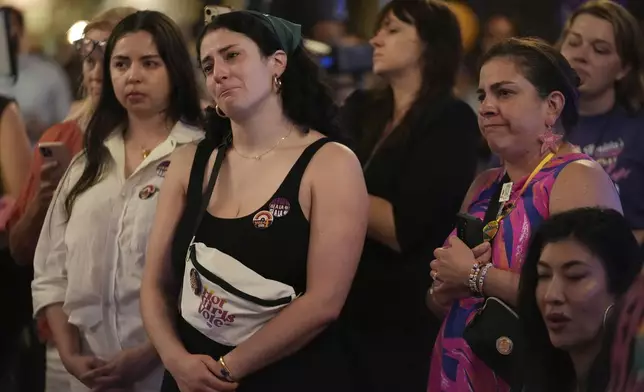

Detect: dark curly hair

[196,11,344,145]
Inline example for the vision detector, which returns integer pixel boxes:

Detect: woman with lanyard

[140,9,367,392]
[7,8,136,391]
[559,0,644,245]
[31,11,204,392]
[426,37,622,392]
[338,2,480,390]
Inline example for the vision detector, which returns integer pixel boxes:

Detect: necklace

[142,148,151,159]
[232,128,293,160]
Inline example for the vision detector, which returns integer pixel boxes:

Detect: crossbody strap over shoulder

[189,139,230,244]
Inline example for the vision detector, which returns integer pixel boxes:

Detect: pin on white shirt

[32,121,204,392]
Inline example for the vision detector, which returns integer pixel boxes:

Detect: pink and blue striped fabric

[428,153,590,392]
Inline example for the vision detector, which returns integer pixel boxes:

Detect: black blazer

[339,88,481,338]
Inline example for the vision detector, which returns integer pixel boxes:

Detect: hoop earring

[215,105,227,118]
[602,303,615,329]
[273,75,282,94]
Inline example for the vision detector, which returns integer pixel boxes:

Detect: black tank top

[164,138,354,392]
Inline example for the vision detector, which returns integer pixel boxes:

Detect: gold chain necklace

[232,128,293,160]
[142,148,152,159]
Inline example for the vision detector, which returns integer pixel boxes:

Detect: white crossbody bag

[180,142,297,346]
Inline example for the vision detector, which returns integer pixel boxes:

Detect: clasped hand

[63,345,156,392]
[429,236,492,305]
[168,353,239,392]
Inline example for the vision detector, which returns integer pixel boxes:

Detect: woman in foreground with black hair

[32,11,204,392]
[141,10,368,392]
[517,207,642,392]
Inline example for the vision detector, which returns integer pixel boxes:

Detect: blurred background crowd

[1,1,644,392]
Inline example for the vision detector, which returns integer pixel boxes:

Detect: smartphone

[456,212,485,248]
[204,5,233,25]
[38,142,71,170]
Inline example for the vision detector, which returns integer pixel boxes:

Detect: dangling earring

[602,303,615,329]
[539,123,563,155]
[273,75,282,94]
[215,105,227,118]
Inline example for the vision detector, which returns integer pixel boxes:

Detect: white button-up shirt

[32,121,204,392]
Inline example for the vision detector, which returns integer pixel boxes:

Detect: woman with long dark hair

[31,11,203,392]
[338,1,480,390]
[140,9,368,392]
[517,207,642,392]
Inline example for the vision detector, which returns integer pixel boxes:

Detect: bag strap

[482,172,510,226]
[190,142,229,243]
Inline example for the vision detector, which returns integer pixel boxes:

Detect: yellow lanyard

[483,152,555,241]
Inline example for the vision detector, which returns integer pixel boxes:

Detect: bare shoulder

[167,142,201,189]
[551,158,622,214]
[0,102,22,125]
[555,158,611,184]
[313,140,358,161]
[308,140,362,176]
[171,141,199,162]
[299,136,365,198]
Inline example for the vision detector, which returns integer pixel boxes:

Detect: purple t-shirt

[568,105,644,229]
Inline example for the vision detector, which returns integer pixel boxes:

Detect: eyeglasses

[73,38,107,60]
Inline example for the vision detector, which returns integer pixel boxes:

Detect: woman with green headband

[141,9,367,392]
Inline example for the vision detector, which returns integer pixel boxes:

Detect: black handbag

[461,173,525,390]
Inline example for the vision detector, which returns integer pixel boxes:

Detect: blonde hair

[65,6,138,128]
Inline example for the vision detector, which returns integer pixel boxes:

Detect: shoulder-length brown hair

[558,0,644,113]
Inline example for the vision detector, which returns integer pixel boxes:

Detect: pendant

[142,149,151,159]
[483,220,500,242]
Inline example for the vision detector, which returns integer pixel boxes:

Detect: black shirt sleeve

[392,100,480,260]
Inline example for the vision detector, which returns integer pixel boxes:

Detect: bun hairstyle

[480,37,581,137]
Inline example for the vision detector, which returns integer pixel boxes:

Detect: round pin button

[496,336,513,355]
[190,268,203,296]
[252,210,274,229]
[156,160,170,178]
[138,185,157,200]
[268,197,291,218]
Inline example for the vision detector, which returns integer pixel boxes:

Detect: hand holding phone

[38,142,71,184]
[39,142,71,165]
[456,212,485,249]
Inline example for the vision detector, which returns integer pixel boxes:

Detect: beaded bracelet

[468,263,482,294]
[477,263,494,296]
